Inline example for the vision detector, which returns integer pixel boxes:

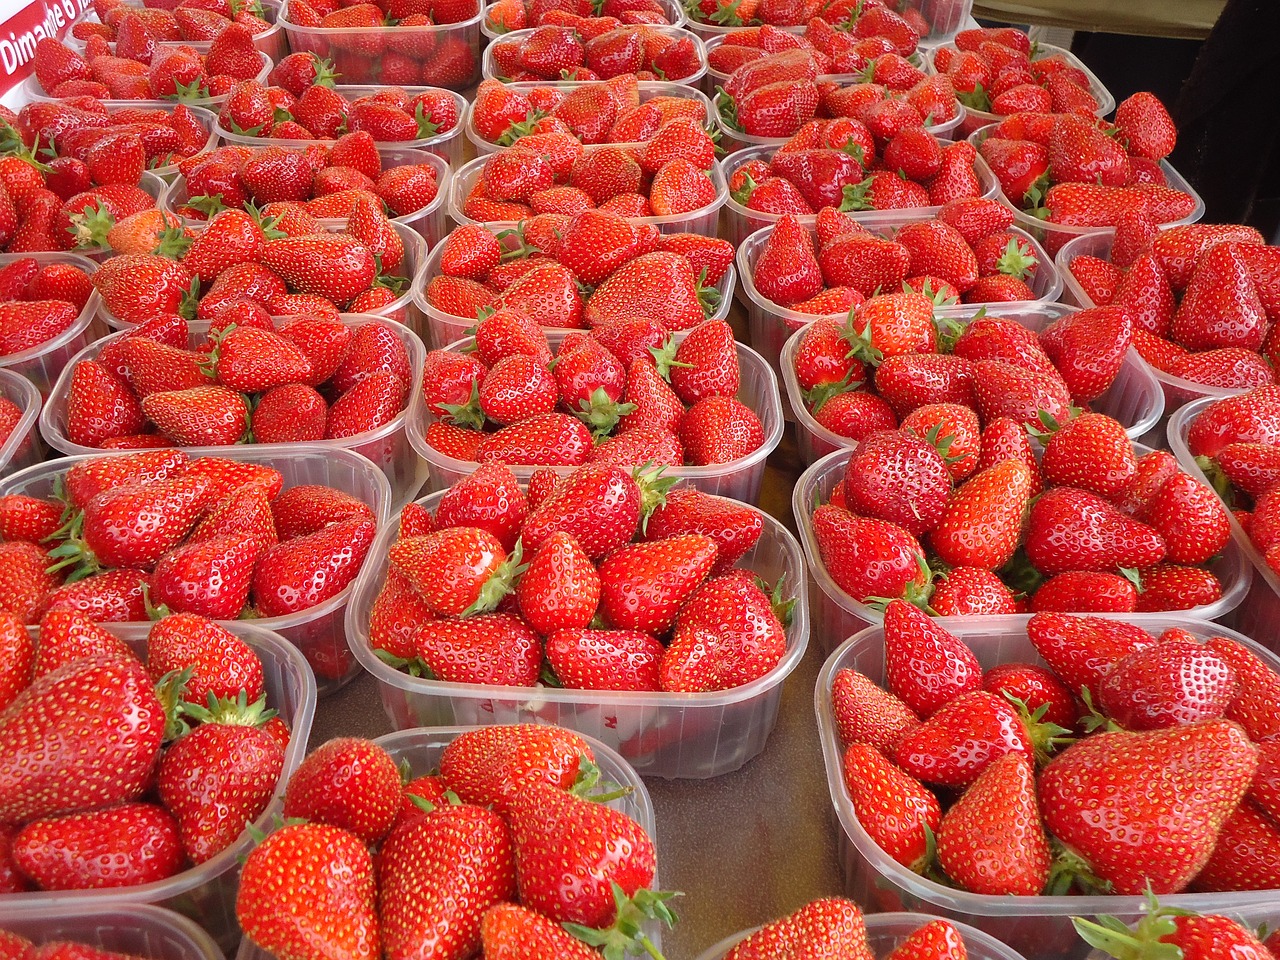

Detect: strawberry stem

[461,539,527,617]
[563,884,680,960]
[1071,889,1185,960]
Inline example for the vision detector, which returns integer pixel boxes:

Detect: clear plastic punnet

[213,86,469,167]
[344,485,809,779]
[66,0,289,60]
[39,314,425,508]
[779,303,1163,466]
[686,0,973,45]
[0,252,105,397]
[0,903,225,960]
[794,444,1251,653]
[1055,229,1254,419]
[735,222,1072,385]
[462,80,713,156]
[482,25,709,88]
[162,147,451,249]
[276,2,483,92]
[411,222,737,350]
[232,724,663,960]
[0,622,316,954]
[407,330,783,503]
[479,0,687,38]
[815,614,1280,960]
[0,369,44,479]
[695,911,1030,960]
[1168,397,1280,651]
[0,447,391,694]
[95,222,427,335]
[968,126,1205,259]
[721,148,999,248]
[448,152,727,238]
[19,53,273,109]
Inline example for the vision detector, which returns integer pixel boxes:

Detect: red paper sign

[0,0,88,97]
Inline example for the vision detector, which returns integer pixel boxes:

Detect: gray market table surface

[310,419,846,959]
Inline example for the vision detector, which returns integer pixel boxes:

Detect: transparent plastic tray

[65,170,169,263]
[40,313,424,508]
[448,151,728,238]
[97,220,427,335]
[162,146,451,250]
[481,25,709,88]
[687,0,973,44]
[23,101,217,181]
[462,79,713,156]
[213,85,468,167]
[67,0,288,61]
[712,86,963,157]
[780,302,1161,466]
[344,485,808,778]
[232,724,662,959]
[0,447,391,693]
[815,614,1278,960]
[407,329,783,502]
[721,146,1000,247]
[735,218,1068,385]
[411,220,738,350]
[19,52,272,109]
[700,35,936,97]
[1055,229,1250,415]
[1169,397,1280,652]
[480,0,686,39]
[794,445,1251,653]
[696,911,1029,960]
[277,1,483,91]
[929,41,1114,139]
[0,252,105,397]
[0,903,224,960]
[0,368,44,479]
[968,126,1205,258]
[0,621,315,954]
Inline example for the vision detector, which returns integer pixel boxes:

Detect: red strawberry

[1098,634,1238,731]
[882,600,981,717]
[236,822,379,960]
[597,534,717,633]
[929,567,1021,616]
[13,802,183,890]
[811,505,929,605]
[931,460,1034,571]
[147,612,264,705]
[1025,487,1167,575]
[1141,473,1231,565]
[841,742,940,873]
[283,737,401,845]
[251,516,375,617]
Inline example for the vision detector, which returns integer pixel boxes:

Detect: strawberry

[0,496,64,545]
[895,687,1038,788]
[261,234,376,306]
[597,533,717,633]
[480,904,600,960]
[41,569,149,623]
[325,372,407,439]
[414,611,540,686]
[157,701,285,864]
[0,613,33,711]
[13,802,183,890]
[1134,564,1223,612]
[1030,570,1138,613]
[236,822,379,960]
[520,464,664,560]
[1027,612,1155,703]
[1207,636,1280,741]
[251,516,375,617]
[1171,243,1268,351]
[1079,896,1274,959]
[1114,91,1177,161]
[0,655,164,823]
[506,780,664,931]
[831,667,918,753]
[476,413,594,466]
[1097,635,1238,731]
[724,899,872,960]
[142,386,250,446]
[882,600,981,716]
[843,430,951,537]
[60,474,211,573]
[0,541,60,626]
[680,396,765,466]
[1024,487,1167,575]
[66,360,147,449]
[983,662,1077,729]
[390,527,517,616]
[811,505,929,605]
[643,488,762,572]
[1038,304,1132,402]
[147,612,264,705]
[546,627,664,691]
[1141,473,1231,565]
[33,610,136,677]
[751,214,823,307]
[149,533,258,620]
[937,753,1050,896]
[1041,720,1257,894]
[841,741,940,872]
[283,737,401,845]
[929,567,1021,616]
[930,460,1033,571]
[439,724,594,812]
[379,804,517,960]
[214,326,312,393]
[1039,411,1136,498]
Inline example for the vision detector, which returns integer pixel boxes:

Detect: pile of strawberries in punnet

[830,605,1280,897]
[368,461,789,691]
[470,75,708,149]
[0,611,294,891]
[1066,218,1280,391]
[422,211,730,331]
[488,23,704,82]
[169,135,441,222]
[0,450,375,624]
[421,315,763,467]
[6,5,1280,957]
[236,726,674,959]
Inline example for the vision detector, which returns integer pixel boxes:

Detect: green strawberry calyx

[1071,888,1186,959]
[569,755,632,803]
[714,87,742,133]
[496,109,549,147]
[564,883,680,960]
[633,463,679,530]
[461,538,527,616]
[575,386,638,439]
[67,202,117,250]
